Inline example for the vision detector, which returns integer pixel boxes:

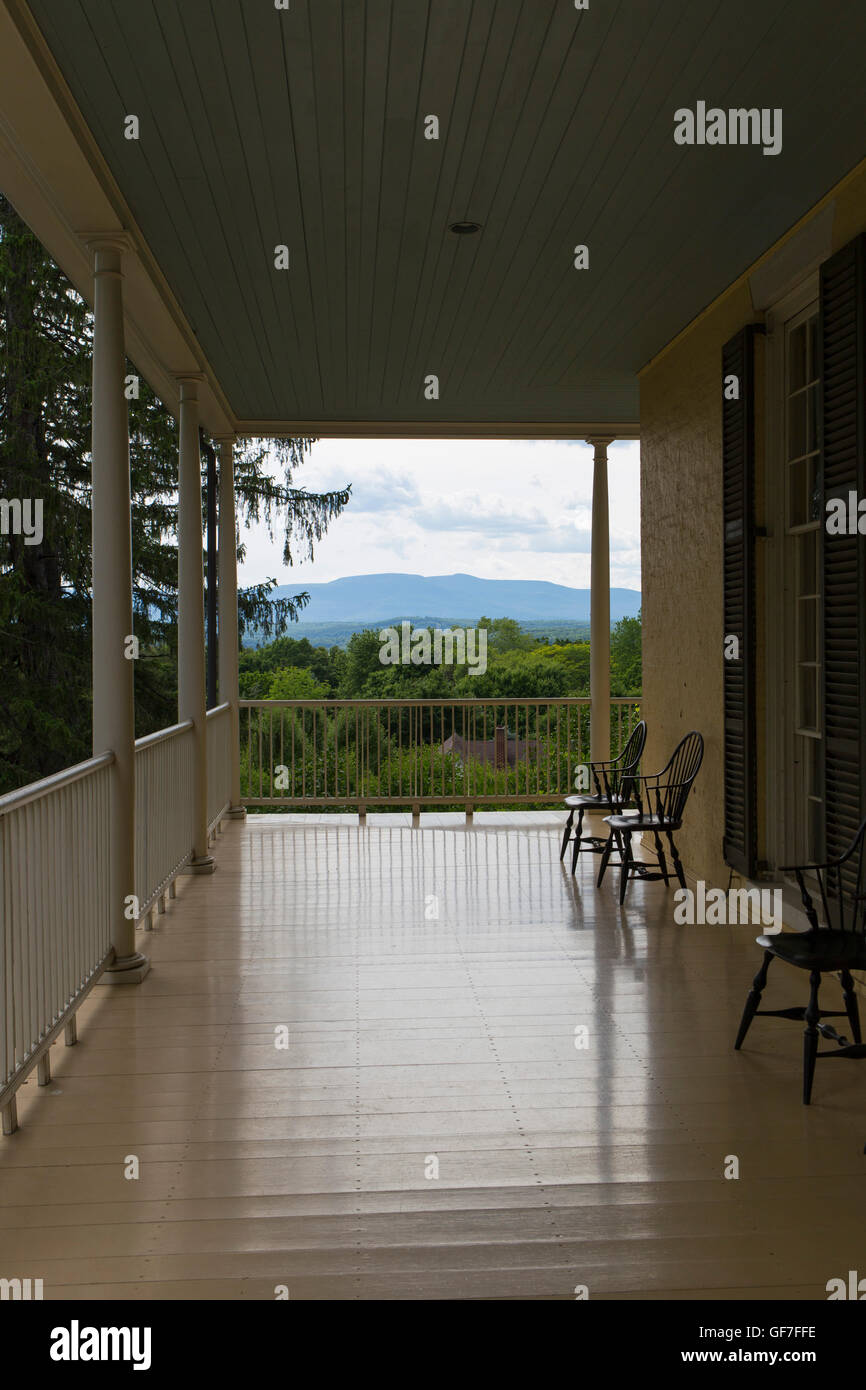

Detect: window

[783,307,823,863]
[764,295,824,871]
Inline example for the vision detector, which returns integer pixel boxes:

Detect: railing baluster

[257,708,263,799]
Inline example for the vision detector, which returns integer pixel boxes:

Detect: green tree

[478,615,536,653]
[239,634,344,694]
[610,612,642,695]
[458,654,569,699]
[340,628,388,695]
[0,194,351,791]
[267,667,327,700]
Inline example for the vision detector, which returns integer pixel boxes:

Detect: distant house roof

[441,731,538,768]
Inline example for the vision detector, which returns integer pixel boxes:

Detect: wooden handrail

[0,750,114,817]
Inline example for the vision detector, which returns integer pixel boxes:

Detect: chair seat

[758,928,866,973]
[564,793,629,811]
[605,812,678,832]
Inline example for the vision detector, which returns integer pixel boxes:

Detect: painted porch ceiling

[23,0,866,431]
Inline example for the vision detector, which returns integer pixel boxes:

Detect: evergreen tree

[610,612,642,696]
[0,194,350,791]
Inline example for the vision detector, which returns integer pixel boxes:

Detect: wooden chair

[599,731,704,904]
[561,722,644,872]
[559,720,646,875]
[734,816,866,1104]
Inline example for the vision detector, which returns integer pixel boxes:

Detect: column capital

[176,373,205,403]
[81,229,133,252]
[84,233,133,281]
[213,433,237,448]
[584,435,615,451]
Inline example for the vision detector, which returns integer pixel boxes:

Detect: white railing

[0,706,235,1134]
[0,753,114,1132]
[206,702,231,830]
[135,720,195,916]
[239,697,643,810]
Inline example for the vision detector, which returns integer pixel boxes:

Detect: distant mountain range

[269,573,641,623]
[249,617,594,650]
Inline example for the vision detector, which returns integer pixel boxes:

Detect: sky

[236,437,641,595]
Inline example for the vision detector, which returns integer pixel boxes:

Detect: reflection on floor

[1,812,863,1300]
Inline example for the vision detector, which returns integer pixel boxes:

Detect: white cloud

[238,438,641,591]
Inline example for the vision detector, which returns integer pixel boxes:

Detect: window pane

[789,322,808,392]
[807,317,818,381]
[808,797,823,862]
[788,391,808,458]
[789,458,808,527]
[808,454,821,522]
[799,530,817,593]
[807,385,818,454]
[799,597,817,662]
[799,666,818,729]
[808,738,822,799]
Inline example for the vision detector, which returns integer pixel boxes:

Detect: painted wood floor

[2,812,865,1301]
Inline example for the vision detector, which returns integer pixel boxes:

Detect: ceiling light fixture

[449,221,482,236]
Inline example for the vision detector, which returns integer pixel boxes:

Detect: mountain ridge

[269,572,641,622]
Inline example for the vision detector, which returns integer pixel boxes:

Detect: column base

[100,952,151,986]
[226,805,247,820]
[184,854,216,875]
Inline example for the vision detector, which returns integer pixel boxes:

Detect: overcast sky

[237,437,641,595]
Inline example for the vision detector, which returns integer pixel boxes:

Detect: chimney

[494,725,507,770]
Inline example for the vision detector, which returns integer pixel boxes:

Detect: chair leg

[841,968,862,1045]
[803,969,822,1106]
[734,949,773,1050]
[570,809,585,876]
[597,828,617,887]
[618,830,633,905]
[666,830,686,889]
[559,809,574,861]
[653,829,669,885]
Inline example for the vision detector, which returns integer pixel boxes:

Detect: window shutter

[819,234,866,876]
[722,325,758,877]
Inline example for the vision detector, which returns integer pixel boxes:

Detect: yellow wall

[639,158,866,889]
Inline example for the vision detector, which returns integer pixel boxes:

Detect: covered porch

[1,813,863,1300]
[0,0,638,1138]
[3,0,866,1311]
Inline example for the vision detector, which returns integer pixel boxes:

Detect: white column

[217,436,246,817]
[177,377,215,872]
[89,236,149,983]
[587,437,613,767]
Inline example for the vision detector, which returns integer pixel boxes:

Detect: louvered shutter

[722,325,758,876]
[819,235,866,877]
